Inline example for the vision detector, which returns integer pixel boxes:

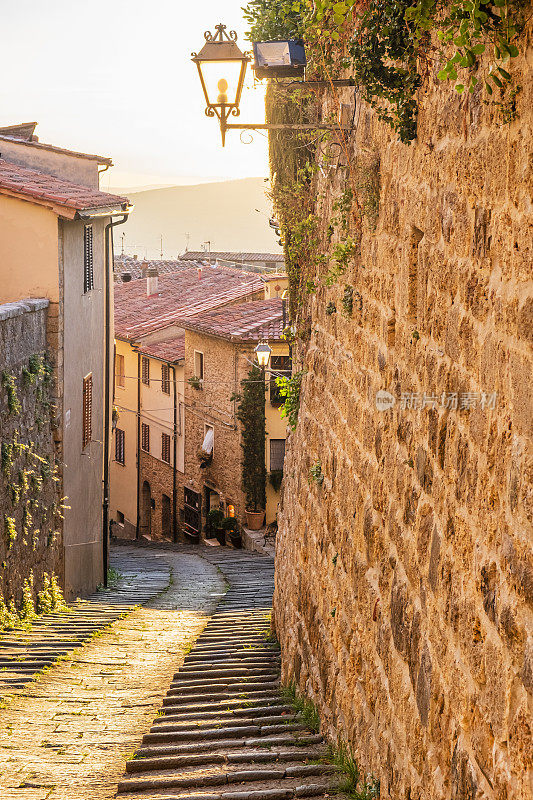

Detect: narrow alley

[0,544,336,800]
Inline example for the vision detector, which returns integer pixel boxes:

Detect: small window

[83,225,94,293]
[270,355,292,406]
[141,356,150,386]
[117,511,125,525]
[194,351,204,383]
[115,428,125,464]
[82,373,92,449]
[115,354,125,388]
[270,438,286,471]
[203,424,214,455]
[161,432,171,463]
[141,422,150,452]
[161,363,170,394]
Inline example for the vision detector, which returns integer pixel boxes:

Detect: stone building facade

[273,31,532,800]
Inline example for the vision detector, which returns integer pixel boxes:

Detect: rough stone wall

[0,300,63,605]
[273,31,533,800]
[139,450,183,540]
[183,332,252,531]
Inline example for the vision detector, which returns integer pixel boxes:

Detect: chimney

[146,265,159,296]
[197,267,202,280]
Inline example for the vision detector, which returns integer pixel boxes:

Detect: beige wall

[264,276,289,299]
[0,138,101,188]
[110,339,139,537]
[0,195,59,303]
[61,217,108,597]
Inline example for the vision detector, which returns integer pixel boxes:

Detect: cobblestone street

[0,545,226,799]
[0,544,335,800]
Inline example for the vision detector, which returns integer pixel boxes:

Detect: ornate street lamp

[192,24,355,146]
[192,23,250,146]
[254,341,272,369]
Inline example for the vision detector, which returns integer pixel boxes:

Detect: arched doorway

[161,494,171,540]
[140,480,152,537]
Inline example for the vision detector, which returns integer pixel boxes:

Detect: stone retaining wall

[0,299,63,605]
[273,32,532,800]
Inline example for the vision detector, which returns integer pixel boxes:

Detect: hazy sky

[1,1,269,188]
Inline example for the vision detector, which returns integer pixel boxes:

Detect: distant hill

[112,178,281,260]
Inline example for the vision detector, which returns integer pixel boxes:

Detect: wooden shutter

[141,356,150,386]
[161,363,170,394]
[269,438,286,471]
[82,374,92,448]
[83,225,94,293]
[161,432,171,463]
[141,423,150,452]
[116,354,125,388]
[115,428,125,464]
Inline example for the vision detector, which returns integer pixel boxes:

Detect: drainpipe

[103,212,130,586]
[136,350,141,538]
[171,364,178,542]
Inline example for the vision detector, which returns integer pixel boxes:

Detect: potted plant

[235,364,266,530]
[188,375,202,390]
[223,516,242,548]
[207,507,225,545]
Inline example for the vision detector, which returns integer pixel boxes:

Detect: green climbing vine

[276,370,306,430]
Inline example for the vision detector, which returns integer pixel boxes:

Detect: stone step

[117,763,335,794]
[135,734,324,758]
[151,714,299,732]
[143,722,306,745]
[154,705,293,723]
[126,750,329,774]
[168,678,280,693]
[161,694,282,712]
[163,688,281,705]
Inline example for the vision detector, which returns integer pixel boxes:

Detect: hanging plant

[2,371,21,415]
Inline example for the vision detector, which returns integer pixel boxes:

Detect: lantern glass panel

[199,59,244,106]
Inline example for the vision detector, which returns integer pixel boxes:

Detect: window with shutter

[82,374,92,449]
[141,423,150,452]
[161,363,170,394]
[194,351,204,383]
[141,356,150,386]
[161,432,171,463]
[115,354,125,388]
[83,225,94,293]
[270,355,292,405]
[269,438,286,471]
[115,428,125,464]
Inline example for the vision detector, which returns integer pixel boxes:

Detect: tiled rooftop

[114,265,264,340]
[0,122,113,164]
[179,299,286,342]
[139,334,185,363]
[0,159,128,214]
[180,251,284,264]
[114,255,203,282]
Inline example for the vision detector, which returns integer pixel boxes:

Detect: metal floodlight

[254,341,272,369]
[252,40,306,79]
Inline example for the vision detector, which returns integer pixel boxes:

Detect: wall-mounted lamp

[192,24,355,145]
[254,340,272,369]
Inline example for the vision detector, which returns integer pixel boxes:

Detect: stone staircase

[116,552,338,800]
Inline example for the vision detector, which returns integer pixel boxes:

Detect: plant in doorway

[234,364,267,530]
[207,507,226,545]
[223,516,242,548]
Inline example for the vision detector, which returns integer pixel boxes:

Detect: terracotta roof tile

[180,251,284,264]
[139,334,185,362]
[179,299,285,342]
[114,255,203,282]
[114,264,265,340]
[0,159,128,212]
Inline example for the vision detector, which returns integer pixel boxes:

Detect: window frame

[141,356,150,386]
[115,428,125,464]
[141,422,150,453]
[115,353,125,389]
[269,438,286,472]
[194,350,204,384]
[161,432,171,463]
[82,373,93,449]
[161,363,171,395]
[83,224,94,293]
[203,423,214,455]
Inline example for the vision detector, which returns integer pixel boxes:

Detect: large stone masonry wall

[0,300,63,606]
[273,31,532,800]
